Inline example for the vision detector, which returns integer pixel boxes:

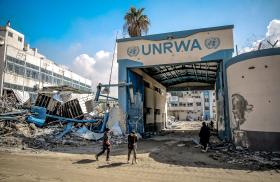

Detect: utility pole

[0,32,8,97]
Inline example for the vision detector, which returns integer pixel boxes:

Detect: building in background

[167,90,216,121]
[0,22,92,100]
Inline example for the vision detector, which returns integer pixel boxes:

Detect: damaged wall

[226,48,280,151]
[132,68,167,132]
[126,70,144,134]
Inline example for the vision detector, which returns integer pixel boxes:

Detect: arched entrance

[117,25,234,141]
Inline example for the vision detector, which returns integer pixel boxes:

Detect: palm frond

[123,7,150,37]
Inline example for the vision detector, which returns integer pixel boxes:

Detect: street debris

[177,143,186,147]
[208,139,280,170]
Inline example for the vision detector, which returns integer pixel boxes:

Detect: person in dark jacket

[127,130,138,164]
[199,122,210,152]
[96,128,111,161]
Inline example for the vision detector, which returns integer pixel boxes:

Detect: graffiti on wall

[231,93,253,130]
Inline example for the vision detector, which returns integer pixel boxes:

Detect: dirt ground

[0,131,279,182]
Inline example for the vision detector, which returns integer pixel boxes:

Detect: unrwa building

[116,25,280,151]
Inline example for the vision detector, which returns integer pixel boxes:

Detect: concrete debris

[11,89,30,104]
[110,121,123,136]
[166,116,202,130]
[72,126,103,140]
[106,106,126,133]
[1,89,31,108]
[0,95,20,113]
[110,134,128,145]
[177,143,186,147]
[209,141,280,170]
[166,116,176,129]
[0,93,127,152]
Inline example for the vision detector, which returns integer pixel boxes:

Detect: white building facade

[0,23,92,100]
[167,90,216,121]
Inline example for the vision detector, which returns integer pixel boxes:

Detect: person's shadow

[73,159,96,164]
[97,162,127,169]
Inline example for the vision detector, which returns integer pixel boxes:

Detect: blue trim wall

[117,25,234,42]
[127,70,145,135]
[226,48,280,68]
[201,49,234,61]
[118,59,143,115]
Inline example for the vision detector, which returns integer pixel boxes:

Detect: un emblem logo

[127,46,139,57]
[205,37,220,49]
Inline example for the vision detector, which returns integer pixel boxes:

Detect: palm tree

[123,7,150,37]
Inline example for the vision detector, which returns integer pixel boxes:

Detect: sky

[0,0,279,96]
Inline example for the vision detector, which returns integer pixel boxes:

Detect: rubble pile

[209,142,280,170]
[0,93,127,152]
[0,119,128,151]
[0,95,20,113]
[0,119,61,150]
[110,134,128,145]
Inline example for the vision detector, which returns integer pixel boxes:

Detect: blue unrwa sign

[127,37,220,57]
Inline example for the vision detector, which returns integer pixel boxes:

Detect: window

[155,109,160,115]
[6,55,24,65]
[196,102,201,106]
[24,86,34,92]
[3,82,10,88]
[26,69,32,78]
[73,84,79,89]
[187,103,193,107]
[40,73,53,83]
[40,73,45,81]
[179,102,186,107]
[54,72,63,78]
[41,68,52,75]
[154,87,161,94]
[53,78,62,85]
[14,64,24,76]
[18,37,23,42]
[144,107,151,114]
[205,106,210,110]
[5,83,34,92]
[7,62,14,72]
[8,32,13,38]
[144,81,150,88]
[31,70,39,80]
[4,82,23,90]
[205,98,209,102]
[26,62,39,70]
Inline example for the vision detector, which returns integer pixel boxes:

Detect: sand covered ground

[0,131,279,182]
